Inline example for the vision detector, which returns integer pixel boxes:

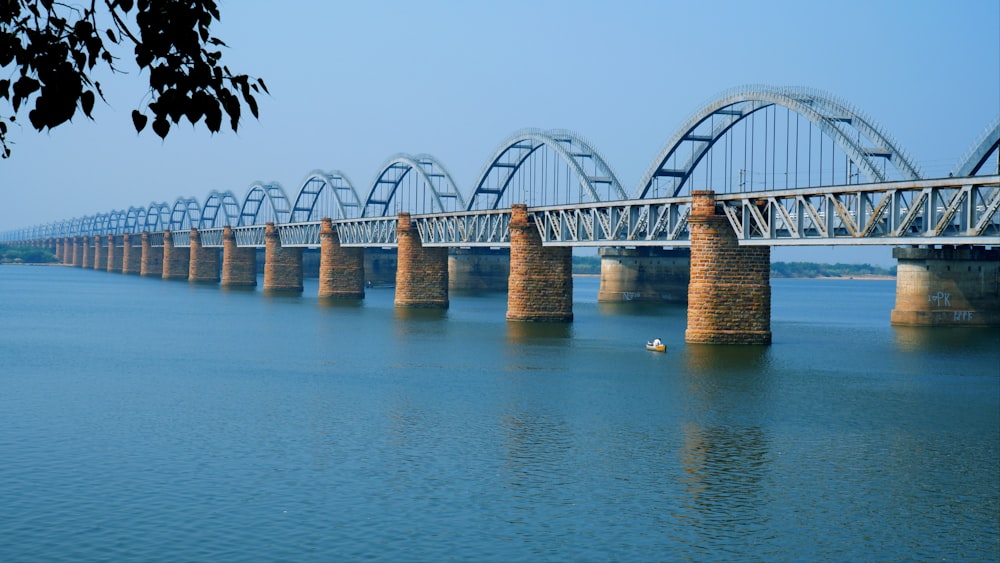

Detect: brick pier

[685,190,771,344]
[140,232,163,277]
[188,228,220,284]
[263,222,303,293]
[319,218,365,299]
[162,231,190,280]
[107,235,123,272]
[394,212,449,308]
[122,234,141,275]
[506,204,573,322]
[92,236,105,270]
[221,226,257,287]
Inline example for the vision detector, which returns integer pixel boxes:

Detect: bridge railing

[414,209,512,247]
[334,217,398,247]
[531,199,694,247]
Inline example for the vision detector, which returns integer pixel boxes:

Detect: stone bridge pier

[395,212,449,308]
[92,235,105,270]
[189,228,220,284]
[319,218,365,299]
[122,234,141,275]
[891,247,1000,327]
[107,235,123,272]
[221,226,257,287]
[264,222,303,293]
[140,232,163,277]
[506,204,573,322]
[597,247,689,303]
[685,190,771,345]
[162,231,190,280]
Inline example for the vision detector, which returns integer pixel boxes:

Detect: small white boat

[646,340,666,353]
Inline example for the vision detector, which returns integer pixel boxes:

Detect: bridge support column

[264,222,303,293]
[92,235,105,270]
[122,234,141,275]
[162,230,190,280]
[597,247,690,302]
[319,218,365,299]
[685,191,771,345]
[394,212,449,308]
[188,228,220,284]
[140,232,163,277]
[63,237,74,265]
[107,235,123,272]
[890,247,1000,327]
[449,248,510,292]
[54,238,63,262]
[81,236,94,268]
[507,204,573,322]
[221,226,257,287]
[72,237,83,266]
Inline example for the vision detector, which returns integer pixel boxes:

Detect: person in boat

[652,338,662,347]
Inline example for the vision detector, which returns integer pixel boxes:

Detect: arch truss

[467,128,627,210]
[239,182,292,226]
[636,85,922,199]
[952,116,1000,177]
[291,170,363,222]
[362,154,465,217]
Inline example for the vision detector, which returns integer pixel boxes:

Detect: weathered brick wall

[221,226,257,287]
[597,247,690,303]
[107,236,124,272]
[140,233,163,277]
[507,204,573,322]
[161,231,190,280]
[449,248,510,292]
[81,237,93,268]
[122,234,141,274]
[319,218,365,299]
[188,229,220,283]
[394,213,449,308]
[64,238,74,265]
[263,222,303,293]
[891,247,999,326]
[92,236,105,270]
[71,237,82,266]
[685,191,771,345]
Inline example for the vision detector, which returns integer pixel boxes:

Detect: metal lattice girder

[233,225,266,247]
[467,128,628,210]
[170,230,191,247]
[636,85,922,198]
[530,200,693,246]
[717,175,1000,246]
[147,232,164,247]
[362,154,465,217]
[291,170,363,222]
[333,217,399,247]
[276,222,322,247]
[198,228,224,247]
[413,210,512,247]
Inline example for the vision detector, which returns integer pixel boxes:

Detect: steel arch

[290,170,363,222]
[170,197,202,231]
[239,182,292,226]
[145,202,171,232]
[362,154,465,217]
[125,206,148,233]
[953,116,1000,176]
[201,190,241,228]
[635,85,922,199]
[106,210,127,234]
[467,128,628,210]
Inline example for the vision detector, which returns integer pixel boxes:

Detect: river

[1,265,997,561]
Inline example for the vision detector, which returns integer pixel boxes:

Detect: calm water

[1,265,997,562]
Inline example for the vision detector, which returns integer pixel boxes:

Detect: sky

[2,0,998,265]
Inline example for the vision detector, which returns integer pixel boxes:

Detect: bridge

[4,85,999,342]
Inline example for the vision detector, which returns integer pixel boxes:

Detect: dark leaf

[106,28,118,44]
[80,90,95,117]
[257,78,269,94]
[131,109,147,132]
[151,115,169,139]
[0,79,9,99]
[246,93,258,119]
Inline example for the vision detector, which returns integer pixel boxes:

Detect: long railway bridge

[5,86,999,343]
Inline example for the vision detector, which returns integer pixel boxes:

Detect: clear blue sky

[3,0,998,265]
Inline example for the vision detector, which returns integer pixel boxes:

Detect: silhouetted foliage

[0,0,267,158]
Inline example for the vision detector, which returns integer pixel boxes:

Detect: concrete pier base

[890,246,999,327]
[263,222,303,293]
[319,218,365,299]
[221,226,257,287]
[597,247,689,303]
[188,228,220,284]
[394,212,449,308]
[506,204,573,322]
[449,248,510,292]
[685,191,771,345]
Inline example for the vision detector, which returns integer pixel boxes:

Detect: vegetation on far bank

[0,245,58,264]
